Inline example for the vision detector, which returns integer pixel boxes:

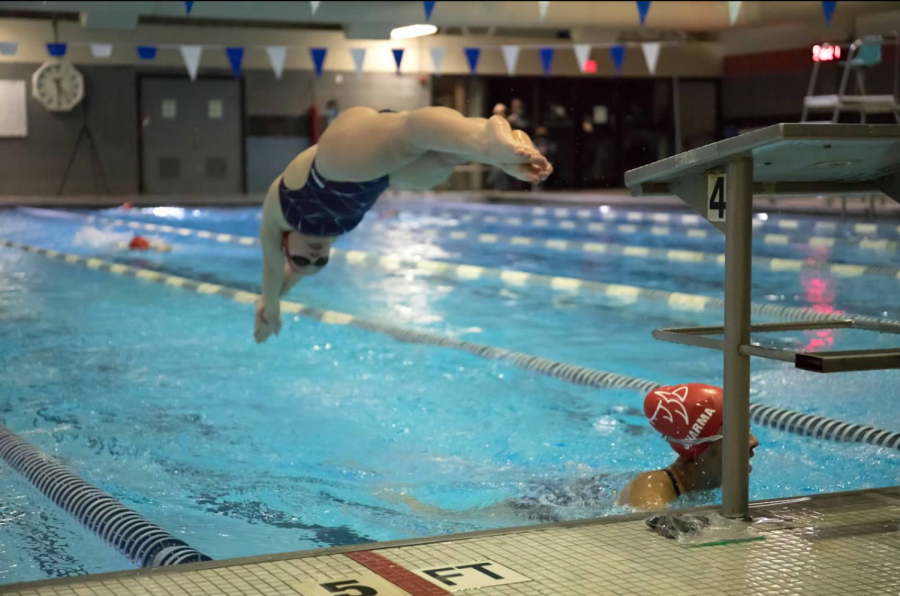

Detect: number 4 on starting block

[707,173,727,222]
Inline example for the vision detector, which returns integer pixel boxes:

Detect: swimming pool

[1,203,899,586]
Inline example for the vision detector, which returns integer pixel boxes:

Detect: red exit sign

[812,44,841,62]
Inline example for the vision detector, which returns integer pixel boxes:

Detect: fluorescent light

[391,24,438,39]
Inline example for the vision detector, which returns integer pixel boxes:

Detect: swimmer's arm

[616,471,678,511]
[257,190,290,342]
[389,151,470,191]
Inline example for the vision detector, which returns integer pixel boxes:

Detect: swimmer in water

[616,383,759,511]
[379,383,758,522]
[255,107,553,343]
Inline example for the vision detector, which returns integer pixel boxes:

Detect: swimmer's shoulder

[282,145,318,190]
[616,470,678,511]
[263,145,318,233]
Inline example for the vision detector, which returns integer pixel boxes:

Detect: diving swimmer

[255,106,553,343]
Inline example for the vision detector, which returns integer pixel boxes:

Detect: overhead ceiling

[0,1,896,39]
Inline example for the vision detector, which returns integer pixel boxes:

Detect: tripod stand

[57,97,111,196]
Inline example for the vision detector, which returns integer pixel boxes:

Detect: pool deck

[3,486,899,596]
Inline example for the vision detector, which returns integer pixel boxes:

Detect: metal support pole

[672,77,683,154]
[722,157,753,520]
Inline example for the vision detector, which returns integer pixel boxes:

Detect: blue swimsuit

[278,161,389,237]
[279,109,394,237]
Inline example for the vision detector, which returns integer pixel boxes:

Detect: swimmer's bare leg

[315,107,551,184]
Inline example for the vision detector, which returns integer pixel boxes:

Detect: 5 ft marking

[295,575,411,596]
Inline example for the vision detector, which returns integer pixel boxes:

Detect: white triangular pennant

[310,1,321,15]
[573,44,591,73]
[728,1,742,25]
[351,48,366,80]
[430,46,445,76]
[538,0,550,20]
[501,45,520,76]
[90,43,113,58]
[641,42,661,74]
[180,45,202,81]
[266,46,287,79]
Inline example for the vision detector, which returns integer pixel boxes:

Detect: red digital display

[812,44,841,62]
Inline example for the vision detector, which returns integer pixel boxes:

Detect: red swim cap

[644,383,724,460]
[129,236,151,250]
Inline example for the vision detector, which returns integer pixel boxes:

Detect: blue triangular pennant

[822,1,837,27]
[137,46,157,60]
[610,45,625,73]
[424,0,436,21]
[46,43,67,57]
[226,47,244,78]
[184,1,194,14]
[392,48,405,72]
[464,47,480,75]
[310,47,327,78]
[637,1,651,25]
[539,47,554,75]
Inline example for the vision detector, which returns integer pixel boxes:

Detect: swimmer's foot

[483,116,543,167]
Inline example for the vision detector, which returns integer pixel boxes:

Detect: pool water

[1,204,899,586]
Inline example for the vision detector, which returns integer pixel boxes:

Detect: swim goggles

[661,434,724,446]
[289,255,329,268]
[282,232,329,270]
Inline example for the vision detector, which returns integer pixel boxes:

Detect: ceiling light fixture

[391,24,438,39]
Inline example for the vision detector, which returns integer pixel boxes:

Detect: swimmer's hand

[254,297,281,343]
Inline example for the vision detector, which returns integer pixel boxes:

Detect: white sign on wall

[208,99,223,119]
[162,99,177,119]
[0,80,28,137]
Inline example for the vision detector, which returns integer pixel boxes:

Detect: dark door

[140,77,243,194]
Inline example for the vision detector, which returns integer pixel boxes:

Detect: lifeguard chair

[802,35,900,124]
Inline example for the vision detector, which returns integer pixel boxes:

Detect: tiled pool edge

[3,485,899,594]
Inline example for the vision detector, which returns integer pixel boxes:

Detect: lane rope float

[408,227,900,280]
[2,238,899,453]
[380,204,900,245]
[67,213,900,332]
[0,423,212,567]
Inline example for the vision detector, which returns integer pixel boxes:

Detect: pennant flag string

[430,46,445,76]
[310,1,321,16]
[641,42,660,74]
[539,47,554,75]
[727,1,742,25]
[538,1,550,20]
[573,44,591,73]
[0,42,17,56]
[310,47,327,78]
[90,43,112,58]
[184,1,194,15]
[46,42,67,57]
[266,46,287,79]
[822,1,837,27]
[351,47,367,79]
[226,46,244,77]
[637,1,651,25]
[502,45,520,75]
[610,45,626,74]
[180,45,202,80]
[464,47,480,75]
[392,48,404,73]
[424,1,436,21]
[136,46,157,60]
